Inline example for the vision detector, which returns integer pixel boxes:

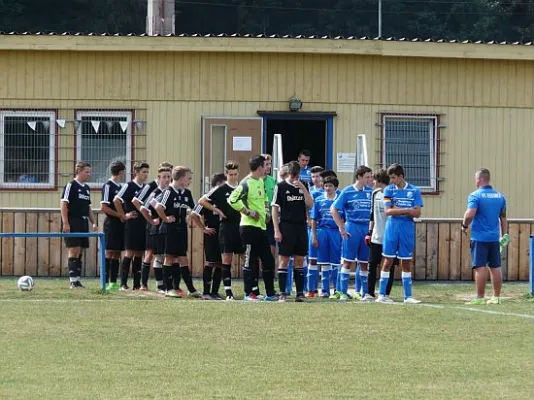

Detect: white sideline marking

[416,303,534,320]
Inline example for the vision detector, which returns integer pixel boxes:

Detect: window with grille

[76,111,132,186]
[381,114,438,192]
[0,111,56,188]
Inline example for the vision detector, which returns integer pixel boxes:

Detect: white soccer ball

[17,276,34,291]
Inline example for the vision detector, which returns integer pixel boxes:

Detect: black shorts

[279,222,308,257]
[219,222,244,254]
[205,230,222,263]
[124,218,147,252]
[369,242,399,266]
[164,226,188,257]
[151,233,166,255]
[103,216,124,252]
[266,220,276,247]
[64,216,90,249]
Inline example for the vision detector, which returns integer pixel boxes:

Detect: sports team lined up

[59,152,428,304]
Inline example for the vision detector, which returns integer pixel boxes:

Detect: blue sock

[286,259,293,294]
[378,271,390,296]
[308,265,319,293]
[355,264,362,294]
[402,271,413,299]
[321,265,332,294]
[360,270,369,296]
[340,267,350,294]
[334,265,341,292]
[331,264,339,292]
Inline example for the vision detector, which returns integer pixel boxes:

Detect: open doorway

[265,119,327,167]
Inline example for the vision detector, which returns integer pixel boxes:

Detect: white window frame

[75,110,133,187]
[381,114,437,192]
[0,110,56,189]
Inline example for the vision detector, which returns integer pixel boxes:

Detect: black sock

[154,259,164,290]
[163,265,173,291]
[120,257,132,286]
[105,258,112,283]
[278,269,288,295]
[141,262,151,286]
[243,267,254,295]
[222,264,233,297]
[76,256,83,280]
[262,267,275,297]
[68,257,77,283]
[181,266,196,293]
[294,268,305,296]
[171,264,181,290]
[172,263,181,290]
[202,265,213,295]
[110,259,120,283]
[132,257,142,289]
[253,273,260,296]
[211,267,222,295]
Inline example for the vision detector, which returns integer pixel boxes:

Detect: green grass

[0,278,533,400]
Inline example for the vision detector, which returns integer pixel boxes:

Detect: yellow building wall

[0,50,532,218]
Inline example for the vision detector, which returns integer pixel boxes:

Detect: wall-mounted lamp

[288,96,303,112]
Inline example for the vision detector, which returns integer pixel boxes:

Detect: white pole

[378,0,382,38]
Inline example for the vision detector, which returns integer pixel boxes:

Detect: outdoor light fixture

[288,96,303,112]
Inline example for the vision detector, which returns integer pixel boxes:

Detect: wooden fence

[0,209,532,281]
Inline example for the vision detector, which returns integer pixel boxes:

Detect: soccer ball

[17,276,34,291]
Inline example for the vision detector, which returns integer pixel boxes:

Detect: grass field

[1,278,533,400]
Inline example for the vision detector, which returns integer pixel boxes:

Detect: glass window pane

[3,116,51,184]
[211,125,226,175]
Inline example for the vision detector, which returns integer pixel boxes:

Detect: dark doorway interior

[265,119,327,168]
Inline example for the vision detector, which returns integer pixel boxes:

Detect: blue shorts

[308,228,318,260]
[317,228,342,265]
[471,241,501,268]
[382,219,415,260]
[341,223,368,263]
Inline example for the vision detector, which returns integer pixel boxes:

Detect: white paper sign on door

[336,153,356,173]
[233,136,252,151]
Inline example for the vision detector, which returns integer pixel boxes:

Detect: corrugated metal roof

[0,31,532,46]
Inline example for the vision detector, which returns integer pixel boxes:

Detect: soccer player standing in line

[114,162,150,291]
[191,173,227,300]
[228,155,277,302]
[461,168,508,305]
[199,161,244,301]
[61,162,97,288]
[365,169,396,297]
[100,161,126,291]
[297,149,312,186]
[272,161,314,302]
[331,165,374,302]
[262,154,278,257]
[377,163,423,304]
[306,165,325,297]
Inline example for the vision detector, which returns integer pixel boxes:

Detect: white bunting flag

[106,121,114,130]
[119,121,129,132]
[74,120,81,132]
[91,120,101,133]
[41,121,50,131]
[135,121,144,132]
[56,119,66,128]
[27,121,37,131]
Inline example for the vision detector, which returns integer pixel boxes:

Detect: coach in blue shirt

[462,168,508,305]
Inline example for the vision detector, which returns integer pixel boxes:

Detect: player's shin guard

[378,271,390,296]
[110,259,120,284]
[402,271,413,299]
[120,257,132,286]
[211,266,222,295]
[340,267,351,294]
[202,265,213,295]
[141,262,151,286]
[321,265,332,294]
[359,269,369,296]
[222,263,233,297]
[294,268,305,296]
[180,265,196,293]
[132,257,142,289]
[355,263,362,294]
[68,257,78,283]
[278,269,288,294]
[153,258,164,290]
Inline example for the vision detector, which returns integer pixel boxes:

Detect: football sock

[331,264,339,291]
[141,262,151,286]
[355,264,362,294]
[294,268,305,296]
[120,257,132,286]
[402,271,413,299]
[278,269,288,294]
[203,265,213,295]
[340,267,351,294]
[110,259,120,284]
[262,267,276,297]
[360,269,369,296]
[132,257,142,289]
[303,265,308,293]
[387,264,396,295]
[76,256,82,281]
[378,271,390,296]
[308,265,319,293]
[68,257,77,283]
[222,263,233,297]
[211,266,222,295]
[153,259,164,290]
[105,258,111,283]
[321,265,332,294]
[286,258,293,294]
[163,264,173,291]
[180,265,196,293]
[172,263,181,290]
[243,267,254,295]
